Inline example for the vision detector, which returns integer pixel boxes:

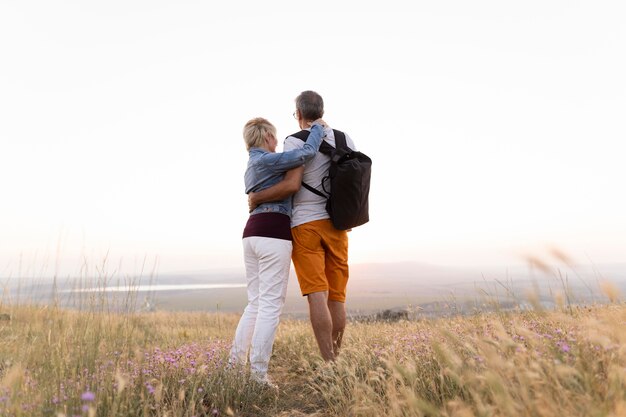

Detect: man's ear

[264,131,273,145]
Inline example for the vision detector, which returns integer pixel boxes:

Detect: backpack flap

[325,149,371,230]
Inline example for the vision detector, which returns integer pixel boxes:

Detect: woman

[229,117,326,387]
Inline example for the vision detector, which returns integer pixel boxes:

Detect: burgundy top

[242,212,292,241]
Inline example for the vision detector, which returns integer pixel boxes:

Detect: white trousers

[230,236,292,377]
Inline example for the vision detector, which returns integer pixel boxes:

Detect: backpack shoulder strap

[288,130,310,141]
[332,129,348,151]
[290,128,351,155]
[301,182,327,198]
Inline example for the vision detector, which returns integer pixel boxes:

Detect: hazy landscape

[3,0,625,414]
[5,261,626,318]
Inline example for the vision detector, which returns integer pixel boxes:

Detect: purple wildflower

[81,391,96,402]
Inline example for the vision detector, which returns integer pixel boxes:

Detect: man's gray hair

[295,90,324,121]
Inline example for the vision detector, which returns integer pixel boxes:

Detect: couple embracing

[229,90,359,388]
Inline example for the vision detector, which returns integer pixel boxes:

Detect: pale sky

[1,0,625,278]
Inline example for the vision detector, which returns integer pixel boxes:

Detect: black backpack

[291,129,371,230]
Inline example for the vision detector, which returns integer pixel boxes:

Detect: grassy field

[1,296,625,416]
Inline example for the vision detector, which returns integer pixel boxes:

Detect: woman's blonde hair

[243,117,276,151]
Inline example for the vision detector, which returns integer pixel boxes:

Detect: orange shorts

[291,219,349,302]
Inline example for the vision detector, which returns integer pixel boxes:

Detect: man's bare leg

[328,300,346,357]
[307,291,335,361]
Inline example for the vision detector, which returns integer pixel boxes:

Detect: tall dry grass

[302,304,626,417]
[2,296,625,416]
[0,301,281,417]
[1,250,625,417]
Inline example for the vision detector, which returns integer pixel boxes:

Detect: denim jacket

[245,123,324,217]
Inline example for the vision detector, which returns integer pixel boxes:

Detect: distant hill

[4,261,625,317]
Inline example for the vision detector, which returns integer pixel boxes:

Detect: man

[248,90,356,361]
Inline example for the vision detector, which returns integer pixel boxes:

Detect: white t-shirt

[283,127,356,228]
